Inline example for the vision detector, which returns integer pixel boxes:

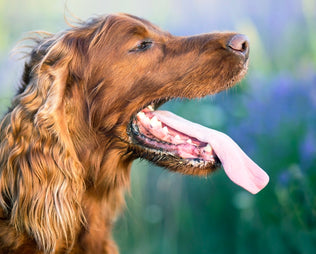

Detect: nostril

[227,34,249,54]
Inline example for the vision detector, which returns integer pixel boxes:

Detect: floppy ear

[0,33,86,252]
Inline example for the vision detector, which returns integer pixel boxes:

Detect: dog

[0,13,269,253]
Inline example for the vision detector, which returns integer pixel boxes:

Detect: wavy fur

[0,31,85,252]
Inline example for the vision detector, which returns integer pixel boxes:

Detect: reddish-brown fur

[0,14,248,253]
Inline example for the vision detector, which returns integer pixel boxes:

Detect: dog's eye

[130,40,153,52]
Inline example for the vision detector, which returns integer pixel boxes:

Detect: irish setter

[0,13,269,253]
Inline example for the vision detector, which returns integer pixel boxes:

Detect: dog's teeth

[175,135,181,140]
[204,144,213,153]
[137,111,146,119]
[162,126,168,134]
[137,111,151,125]
[186,139,192,144]
[152,115,158,121]
[147,105,154,111]
[150,116,161,128]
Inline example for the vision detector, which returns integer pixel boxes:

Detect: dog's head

[75,14,266,194]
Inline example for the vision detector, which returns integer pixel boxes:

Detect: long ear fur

[0,32,86,253]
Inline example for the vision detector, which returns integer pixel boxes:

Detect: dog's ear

[0,32,86,252]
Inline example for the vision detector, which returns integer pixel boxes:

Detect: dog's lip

[135,98,171,114]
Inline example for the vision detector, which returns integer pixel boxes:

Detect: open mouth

[128,99,269,194]
[130,103,221,168]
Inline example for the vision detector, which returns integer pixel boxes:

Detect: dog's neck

[76,143,132,253]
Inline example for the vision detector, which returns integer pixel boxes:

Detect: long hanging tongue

[153,110,269,194]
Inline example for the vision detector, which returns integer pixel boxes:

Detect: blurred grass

[1,0,316,253]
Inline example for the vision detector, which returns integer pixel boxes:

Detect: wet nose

[227,34,249,58]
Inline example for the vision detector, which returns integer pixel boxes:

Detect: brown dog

[0,13,268,253]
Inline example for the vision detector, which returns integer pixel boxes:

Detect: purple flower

[300,129,316,170]
[278,170,291,187]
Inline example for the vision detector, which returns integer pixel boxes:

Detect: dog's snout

[227,34,249,57]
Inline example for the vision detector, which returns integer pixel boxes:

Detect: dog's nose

[227,34,249,58]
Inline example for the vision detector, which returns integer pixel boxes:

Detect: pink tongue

[153,110,269,194]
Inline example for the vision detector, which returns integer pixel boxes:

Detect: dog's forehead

[113,13,169,37]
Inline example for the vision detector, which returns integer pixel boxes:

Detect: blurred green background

[1,0,316,253]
